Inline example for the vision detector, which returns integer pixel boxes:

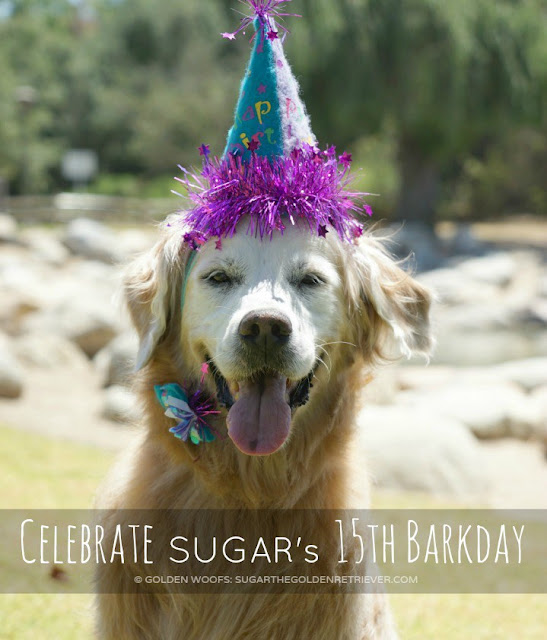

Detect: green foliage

[444,128,547,219]
[0,0,544,220]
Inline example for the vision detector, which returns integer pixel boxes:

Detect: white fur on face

[181,224,343,384]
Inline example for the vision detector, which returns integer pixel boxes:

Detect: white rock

[456,253,518,287]
[20,229,70,267]
[539,272,547,298]
[23,298,121,357]
[396,365,487,392]
[531,386,547,445]
[116,229,155,257]
[357,406,489,498]
[0,333,24,398]
[395,381,539,440]
[62,218,122,264]
[13,333,90,370]
[94,332,138,388]
[0,290,41,335]
[102,385,140,423]
[418,268,499,306]
[0,214,18,242]
[432,330,534,366]
[488,358,547,392]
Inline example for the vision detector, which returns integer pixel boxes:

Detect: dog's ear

[346,236,434,362]
[124,230,188,371]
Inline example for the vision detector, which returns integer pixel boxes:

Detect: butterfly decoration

[154,383,220,445]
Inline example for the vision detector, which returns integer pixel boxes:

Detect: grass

[0,424,545,639]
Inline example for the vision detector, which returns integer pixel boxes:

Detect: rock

[0,333,24,398]
[418,268,499,306]
[432,329,535,366]
[531,386,547,446]
[0,214,18,242]
[94,333,138,388]
[436,303,517,331]
[396,365,484,391]
[539,272,547,299]
[13,333,90,371]
[62,218,122,264]
[395,381,540,440]
[20,229,70,267]
[102,385,140,423]
[357,406,489,498]
[0,291,41,335]
[23,298,121,357]
[116,229,155,257]
[488,358,547,392]
[456,252,518,287]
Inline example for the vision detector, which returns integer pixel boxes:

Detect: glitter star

[339,151,352,168]
[247,139,260,152]
[215,239,223,251]
[221,32,236,40]
[198,144,210,157]
[257,83,267,94]
[318,225,329,238]
[200,362,210,384]
[267,30,279,41]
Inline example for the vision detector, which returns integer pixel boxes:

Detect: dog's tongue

[227,373,291,456]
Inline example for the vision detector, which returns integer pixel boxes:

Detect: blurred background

[0,1,546,637]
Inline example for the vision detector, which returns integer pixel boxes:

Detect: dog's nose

[238,311,292,347]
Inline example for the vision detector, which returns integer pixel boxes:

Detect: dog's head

[126,219,432,456]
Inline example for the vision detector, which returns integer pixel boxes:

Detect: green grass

[0,425,545,639]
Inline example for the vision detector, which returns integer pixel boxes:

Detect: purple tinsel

[173,145,372,247]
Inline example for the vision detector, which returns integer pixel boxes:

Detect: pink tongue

[227,373,291,456]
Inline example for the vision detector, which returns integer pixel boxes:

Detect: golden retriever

[95,218,432,639]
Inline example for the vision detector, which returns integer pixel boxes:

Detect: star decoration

[257,83,267,94]
[247,139,260,152]
[215,239,223,251]
[339,151,352,168]
[221,32,236,40]
[267,30,279,41]
[200,362,210,384]
[318,225,329,238]
[198,144,211,157]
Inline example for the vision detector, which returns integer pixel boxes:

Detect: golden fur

[95,226,432,639]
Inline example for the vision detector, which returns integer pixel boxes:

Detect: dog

[95,217,432,639]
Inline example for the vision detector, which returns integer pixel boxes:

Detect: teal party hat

[174,0,372,249]
[223,2,316,161]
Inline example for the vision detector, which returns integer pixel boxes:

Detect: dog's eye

[300,274,325,287]
[206,270,232,285]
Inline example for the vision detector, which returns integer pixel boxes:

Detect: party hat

[174,0,372,248]
[223,7,315,161]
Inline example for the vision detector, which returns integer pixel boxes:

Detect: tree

[291,0,546,225]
